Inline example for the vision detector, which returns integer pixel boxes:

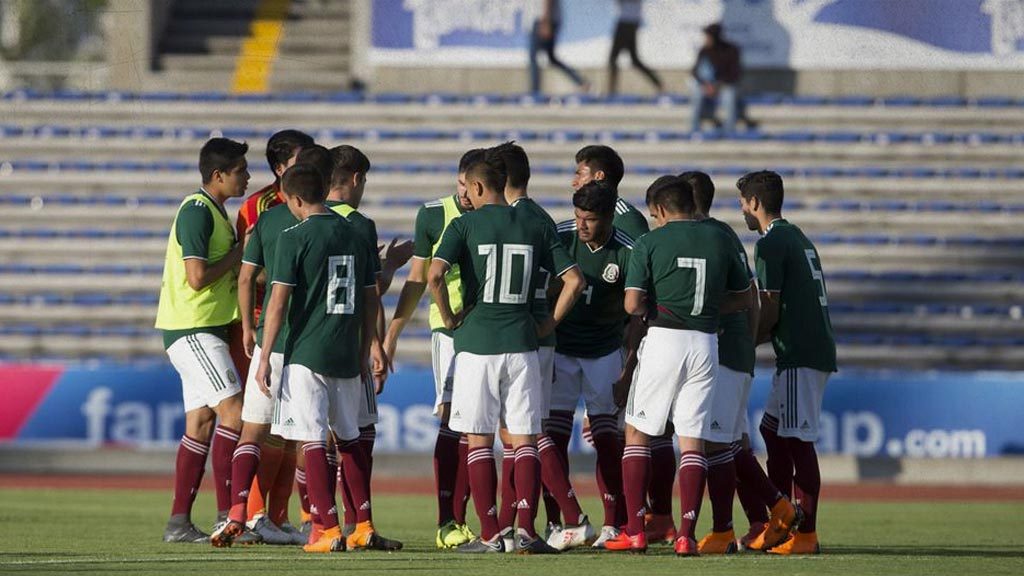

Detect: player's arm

[614,315,646,407]
[746,279,760,341]
[178,203,243,291]
[539,265,585,338]
[757,290,780,344]
[384,257,428,360]
[753,238,783,345]
[428,258,459,330]
[256,281,291,397]
[623,236,650,317]
[363,284,388,391]
[238,263,260,358]
[720,285,753,315]
[379,237,415,294]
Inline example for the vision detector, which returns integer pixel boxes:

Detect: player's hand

[446,308,468,331]
[536,316,557,339]
[383,332,398,366]
[255,359,273,398]
[370,344,388,394]
[613,371,632,408]
[383,238,415,271]
[242,327,256,358]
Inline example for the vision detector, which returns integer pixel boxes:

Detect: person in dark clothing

[530,0,589,94]
[690,23,752,133]
[607,0,663,96]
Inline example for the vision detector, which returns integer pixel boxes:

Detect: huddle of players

[156,129,836,556]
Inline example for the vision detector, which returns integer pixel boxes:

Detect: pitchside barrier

[1,363,1021,460]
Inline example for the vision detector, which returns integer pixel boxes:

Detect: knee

[624,424,648,446]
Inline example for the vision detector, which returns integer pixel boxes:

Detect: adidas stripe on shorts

[271,364,364,442]
[166,332,242,412]
[241,343,283,425]
[703,365,753,443]
[430,331,456,416]
[764,367,830,441]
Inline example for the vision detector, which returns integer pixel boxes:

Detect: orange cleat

[603,531,648,553]
[738,521,767,550]
[346,520,378,550]
[643,514,677,544]
[697,530,738,554]
[767,531,819,555]
[748,498,801,551]
[210,520,243,548]
[303,526,345,553]
[674,536,699,557]
[306,522,324,546]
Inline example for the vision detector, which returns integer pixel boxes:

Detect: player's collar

[765,218,786,233]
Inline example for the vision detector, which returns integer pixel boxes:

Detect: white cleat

[547,514,597,551]
[591,525,621,549]
[500,527,515,554]
[248,515,294,545]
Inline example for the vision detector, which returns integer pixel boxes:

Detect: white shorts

[764,367,830,441]
[625,328,718,439]
[552,350,622,416]
[449,351,542,436]
[166,332,242,413]
[357,373,379,428]
[538,346,555,419]
[241,344,284,425]
[271,364,363,443]
[705,366,753,443]
[431,331,456,416]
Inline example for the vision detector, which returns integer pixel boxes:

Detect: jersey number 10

[479,244,534,305]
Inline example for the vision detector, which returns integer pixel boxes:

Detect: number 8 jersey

[433,204,577,355]
[754,218,837,374]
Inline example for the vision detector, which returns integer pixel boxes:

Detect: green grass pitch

[1,488,1022,575]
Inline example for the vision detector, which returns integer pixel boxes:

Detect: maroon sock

[590,414,623,528]
[453,436,470,525]
[706,449,736,533]
[337,452,357,526]
[648,434,676,516]
[514,445,542,537]
[498,444,517,530]
[677,451,708,540]
[295,466,311,518]
[171,435,209,518]
[359,425,376,480]
[621,444,651,536]
[228,442,261,523]
[542,411,573,525]
[302,442,339,530]
[538,435,582,525]
[788,439,820,533]
[212,425,240,515]
[732,443,779,521]
[467,446,500,541]
[759,415,793,498]
[338,439,373,523]
[325,449,339,504]
[434,425,461,526]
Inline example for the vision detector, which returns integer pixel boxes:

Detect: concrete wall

[103,0,174,91]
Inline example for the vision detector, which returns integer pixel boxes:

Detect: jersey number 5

[676,257,707,315]
[804,250,828,306]
[328,255,356,315]
[479,244,534,304]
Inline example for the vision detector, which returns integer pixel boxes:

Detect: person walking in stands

[530,0,589,94]
[607,0,663,96]
[690,24,755,133]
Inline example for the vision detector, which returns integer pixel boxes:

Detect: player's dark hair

[575,145,624,187]
[646,175,695,214]
[491,141,530,189]
[295,144,333,189]
[199,138,248,184]
[458,148,486,173]
[465,148,508,195]
[679,170,715,214]
[281,163,327,204]
[572,180,617,216]
[266,129,314,180]
[737,170,784,214]
[329,145,371,189]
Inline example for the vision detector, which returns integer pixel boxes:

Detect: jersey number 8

[328,255,356,315]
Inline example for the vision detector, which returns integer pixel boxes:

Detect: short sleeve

[614,209,649,241]
[413,205,441,259]
[271,230,301,287]
[175,200,214,260]
[624,236,650,291]
[241,220,264,267]
[543,226,575,277]
[755,236,784,291]
[432,218,465,267]
[726,239,750,292]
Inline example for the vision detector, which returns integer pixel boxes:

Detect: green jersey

[241,204,299,353]
[755,219,837,374]
[326,200,382,276]
[625,220,748,334]
[555,221,634,358]
[271,212,377,378]
[434,204,576,355]
[703,217,756,375]
[613,198,649,240]
[413,195,470,336]
[511,197,559,347]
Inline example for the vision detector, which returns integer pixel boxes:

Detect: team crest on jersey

[602,263,620,283]
[227,370,237,385]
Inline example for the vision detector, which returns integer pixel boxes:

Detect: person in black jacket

[607,0,663,96]
[690,24,752,133]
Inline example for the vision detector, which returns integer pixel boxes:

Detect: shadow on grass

[829,545,1024,559]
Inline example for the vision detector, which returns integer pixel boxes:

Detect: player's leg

[696,366,747,554]
[624,22,663,92]
[268,440,303,542]
[607,20,627,96]
[645,426,677,544]
[497,428,517,542]
[339,374,377,536]
[534,346,585,534]
[430,332,471,548]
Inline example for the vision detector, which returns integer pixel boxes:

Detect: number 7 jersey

[755,218,837,374]
[433,204,577,355]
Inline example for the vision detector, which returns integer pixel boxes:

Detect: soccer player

[607,175,751,555]
[739,170,836,555]
[234,129,313,541]
[570,145,649,240]
[325,144,409,550]
[429,149,586,553]
[157,138,248,543]
[551,180,640,548]
[680,171,799,554]
[257,163,385,553]
[493,142,593,550]
[384,149,482,549]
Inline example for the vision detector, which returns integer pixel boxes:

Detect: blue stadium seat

[926,96,967,107]
[832,96,875,107]
[324,92,365,103]
[974,97,1014,107]
[881,96,921,107]
[820,131,862,143]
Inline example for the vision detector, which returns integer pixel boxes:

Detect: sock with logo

[467,446,500,541]
[302,441,339,530]
[497,443,517,530]
[339,438,373,523]
[648,433,676,517]
[789,438,820,533]
[677,451,709,540]
[706,449,736,533]
[228,442,261,523]
[453,435,471,525]
[295,465,311,521]
[621,444,651,536]
[359,425,376,479]
[434,424,461,526]
[542,411,573,525]
[171,434,209,519]
[514,445,542,538]
[538,434,582,526]
[212,425,240,517]
[589,414,624,528]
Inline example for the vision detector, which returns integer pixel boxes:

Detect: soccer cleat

[543,521,562,542]
[162,521,210,543]
[603,530,647,553]
[299,519,312,539]
[455,535,505,553]
[342,523,356,538]
[674,536,699,557]
[515,528,560,555]
[644,513,677,544]
[500,527,515,554]
[234,526,264,545]
[210,520,244,548]
[306,523,324,546]
[748,498,802,551]
[303,526,346,553]
[457,523,477,542]
[591,525,621,549]
[279,522,307,545]
[697,530,738,554]
[547,514,597,551]
[346,520,403,551]
[738,521,767,550]
[437,520,471,549]
[248,515,292,545]
[767,531,820,555]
